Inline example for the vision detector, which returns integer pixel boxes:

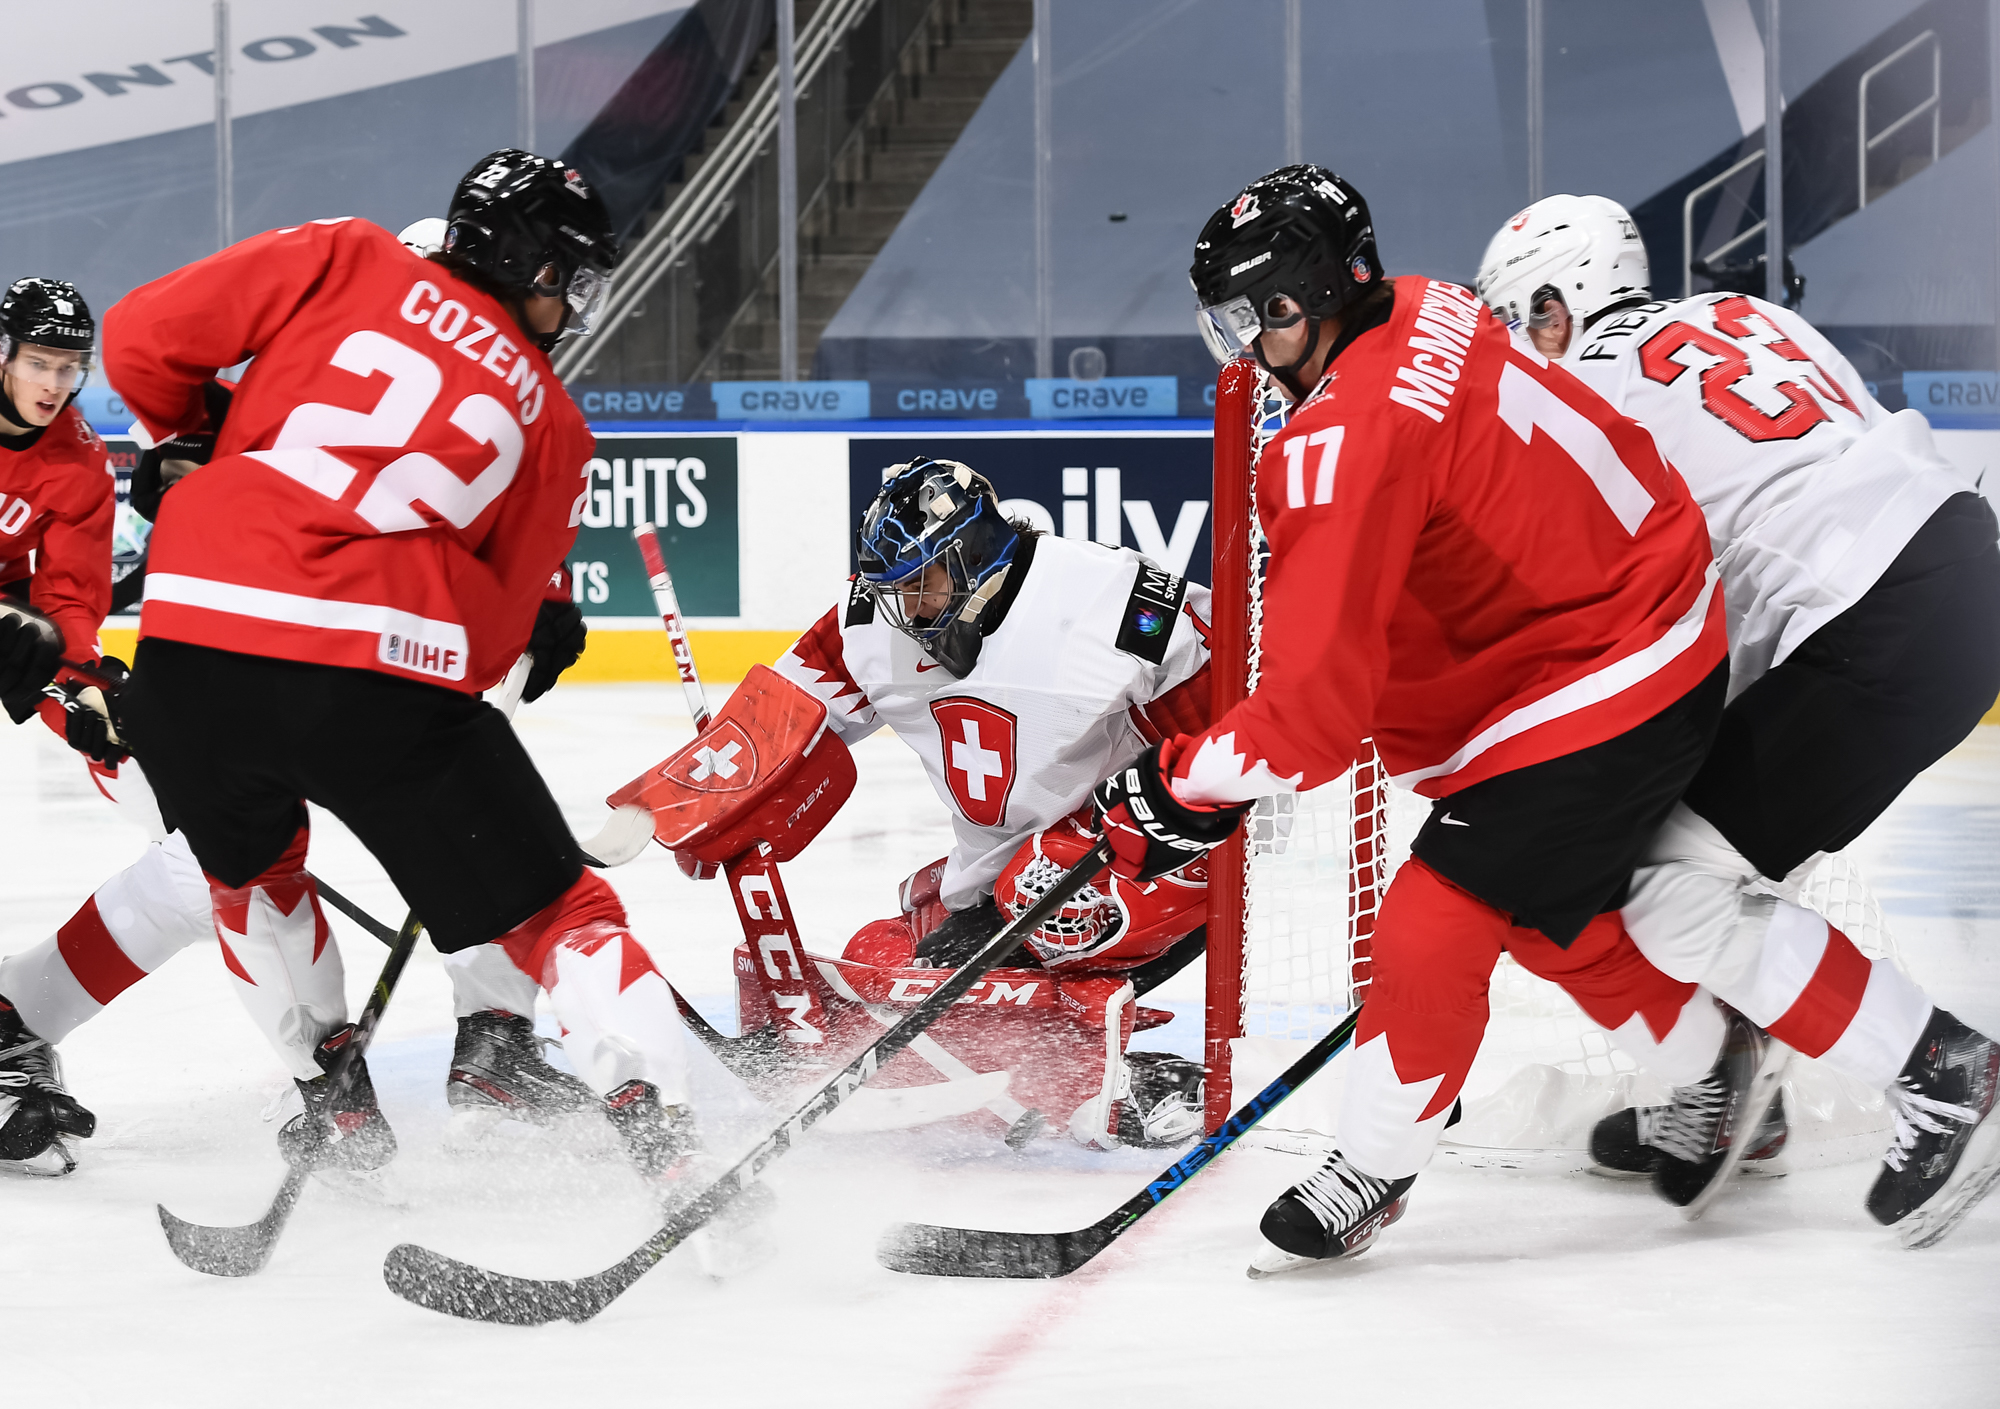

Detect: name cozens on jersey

[1388,280,1485,423]
[397,279,545,424]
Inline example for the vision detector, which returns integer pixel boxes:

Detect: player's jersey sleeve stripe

[1391,560,1721,790]
[774,605,877,738]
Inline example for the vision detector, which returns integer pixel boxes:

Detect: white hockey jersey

[1563,292,1978,696]
[775,535,1211,911]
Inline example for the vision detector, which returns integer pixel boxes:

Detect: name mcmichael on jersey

[1388,280,1484,423]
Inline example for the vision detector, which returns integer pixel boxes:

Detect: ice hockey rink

[3,682,1995,1408]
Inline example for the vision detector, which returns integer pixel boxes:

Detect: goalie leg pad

[207,825,346,1082]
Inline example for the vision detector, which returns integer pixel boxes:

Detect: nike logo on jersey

[1440,812,1469,827]
[916,659,943,672]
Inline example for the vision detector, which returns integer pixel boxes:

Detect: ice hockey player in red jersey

[1093,165,1736,1275]
[745,457,1216,1148]
[1478,196,2000,1243]
[0,277,123,1171]
[101,150,701,1181]
[0,286,591,1177]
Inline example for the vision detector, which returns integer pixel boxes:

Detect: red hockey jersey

[104,219,596,692]
[1174,278,1725,805]
[0,404,114,657]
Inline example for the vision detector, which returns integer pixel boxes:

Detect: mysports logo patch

[929,697,1018,829]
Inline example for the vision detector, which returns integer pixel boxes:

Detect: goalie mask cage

[1203,356,1907,1160]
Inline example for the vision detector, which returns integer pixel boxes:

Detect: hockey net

[1204,358,1904,1163]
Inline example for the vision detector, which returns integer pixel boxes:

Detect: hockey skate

[1649,1008,1791,1218]
[443,1009,600,1143]
[276,1024,398,1175]
[605,1079,780,1278]
[0,998,95,1176]
[1590,1091,1789,1179]
[1867,1009,2000,1248]
[1114,1052,1206,1148]
[1247,1148,1415,1278]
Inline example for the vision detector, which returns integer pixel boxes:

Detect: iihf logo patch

[1350,256,1373,283]
[1230,192,1261,228]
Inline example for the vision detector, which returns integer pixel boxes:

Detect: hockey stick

[633,523,712,730]
[157,656,533,1278]
[380,838,1116,1324]
[561,525,708,870]
[875,1005,1362,1278]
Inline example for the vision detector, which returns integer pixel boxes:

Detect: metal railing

[554,0,881,381]
[1682,148,1766,298]
[1858,29,1939,209]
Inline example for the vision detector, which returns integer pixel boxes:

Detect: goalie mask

[856,457,1020,678]
[1189,165,1380,397]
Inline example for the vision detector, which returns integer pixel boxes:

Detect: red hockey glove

[53,656,129,766]
[523,597,588,703]
[1092,739,1248,882]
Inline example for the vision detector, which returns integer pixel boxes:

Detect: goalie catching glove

[1092,738,1248,882]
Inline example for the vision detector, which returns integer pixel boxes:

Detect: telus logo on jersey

[930,698,1018,829]
[1388,280,1485,424]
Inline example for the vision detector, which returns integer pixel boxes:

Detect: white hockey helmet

[1475,194,1650,340]
[397,217,449,257]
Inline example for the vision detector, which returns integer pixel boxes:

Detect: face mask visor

[560,265,610,338]
[1196,295,1264,364]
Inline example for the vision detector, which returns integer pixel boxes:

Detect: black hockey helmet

[443,149,620,342]
[1,278,94,360]
[1189,166,1379,368]
[856,457,1021,677]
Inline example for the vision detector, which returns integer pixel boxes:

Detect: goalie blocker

[621,667,1209,1149]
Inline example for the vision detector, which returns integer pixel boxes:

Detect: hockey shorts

[122,640,584,953]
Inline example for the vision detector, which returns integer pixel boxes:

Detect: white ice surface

[2,685,1996,1408]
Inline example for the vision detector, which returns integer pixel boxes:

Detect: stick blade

[579,803,654,868]
[874,1220,1105,1279]
[382,1243,617,1325]
[157,1202,286,1278]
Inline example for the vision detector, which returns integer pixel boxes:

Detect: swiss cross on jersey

[930,698,1018,828]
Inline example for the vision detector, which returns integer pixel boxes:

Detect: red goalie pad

[608,664,857,865]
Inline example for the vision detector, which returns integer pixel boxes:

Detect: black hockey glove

[523,596,588,703]
[1092,739,1249,883]
[132,432,216,523]
[53,656,130,766]
[0,603,64,714]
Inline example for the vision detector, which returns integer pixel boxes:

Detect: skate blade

[0,1137,78,1178]
[1898,1116,2000,1250]
[1683,1041,1792,1222]
[1245,1235,1363,1280]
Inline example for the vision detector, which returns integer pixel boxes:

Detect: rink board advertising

[569,435,741,618]
[847,436,1215,585]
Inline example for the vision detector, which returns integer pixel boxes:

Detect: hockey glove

[523,597,588,703]
[0,603,64,711]
[1093,738,1248,883]
[53,656,129,766]
[131,432,216,523]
